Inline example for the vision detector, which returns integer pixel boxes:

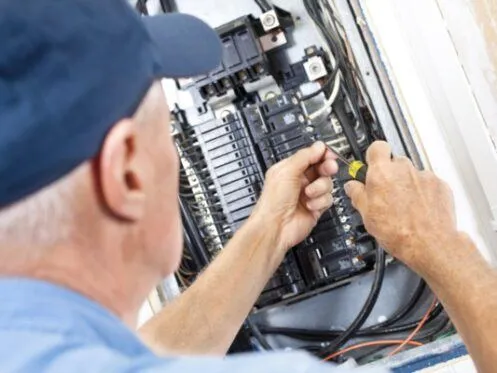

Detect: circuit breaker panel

[174,9,379,307]
[135,0,453,361]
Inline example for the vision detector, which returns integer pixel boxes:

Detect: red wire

[323,339,423,361]
[323,296,437,361]
[388,296,438,356]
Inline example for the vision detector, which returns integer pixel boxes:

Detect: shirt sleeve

[116,351,390,373]
[6,335,391,373]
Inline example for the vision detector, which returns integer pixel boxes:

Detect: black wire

[316,243,386,358]
[377,303,444,335]
[334,100,363,161]
[414,314,451,342]
[247,317,272,350]
[258,302,444,341]
[254,0,272,13]
[301,68,339,101]
[320,0,380,141]
[304,0,376,144]
[304,0,340,59]
[304,0,368,155]
[353,315,452,364]
[135,0,149,15]
[159,0,175,12]
[365,279,426,331]
[180,198,210,268]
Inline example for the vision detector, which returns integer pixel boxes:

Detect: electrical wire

[366,279,426,331]
[323,339,423,362]
[376,303,443,335]
[388,297,437,356]
[254,0,272,13]
[354,316,451,364]
[307,72,342,121]
[333,100,363,161]
[135,0,149,15]
[301,68,339,102]
[316,243,386,358]
[349,315,449,363]
[304,0,377,144]
[159,0,175,12]
[257,296,444,342]
[247,318,272,351]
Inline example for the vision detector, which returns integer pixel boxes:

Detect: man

[0,0,496,372]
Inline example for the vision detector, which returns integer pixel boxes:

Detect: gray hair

[0,165,85,258]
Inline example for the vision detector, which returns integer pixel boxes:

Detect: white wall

[359,0,497,262]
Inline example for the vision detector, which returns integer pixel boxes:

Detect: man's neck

[0,245,145,328]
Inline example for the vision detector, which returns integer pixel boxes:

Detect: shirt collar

[0,277,151,357]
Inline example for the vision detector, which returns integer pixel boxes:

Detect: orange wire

[323,339,423,361]
[388,296,438,357]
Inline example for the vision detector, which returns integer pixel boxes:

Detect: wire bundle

[135,0,148,15]
[257,283,450,361]
[254,0,272,13]
[303,0,382,149]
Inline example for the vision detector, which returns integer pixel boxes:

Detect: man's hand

[344,141,458,274]
[140,142,338,356]
[344,141,497,373]
[251,141,338,252]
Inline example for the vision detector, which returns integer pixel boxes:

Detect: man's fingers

[366,141,392,165]
[305,177,333,198]
[317,158,339,177]
[306,193,333,211]
[344,180,367,213]
[323,148,338,160]
[289,142,327,174]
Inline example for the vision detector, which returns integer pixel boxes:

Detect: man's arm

[139,142,338,356]
[345,141,497,373]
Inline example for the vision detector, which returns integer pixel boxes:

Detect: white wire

[307,71,342,121]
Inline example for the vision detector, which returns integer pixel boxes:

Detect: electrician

[0,1,495,373]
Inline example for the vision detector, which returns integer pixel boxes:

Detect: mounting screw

[263,14,277,28]
[310,63,321,74]
[303,56,328,82]
[260,10,280,32]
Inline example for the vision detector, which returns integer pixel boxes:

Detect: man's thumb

[289,142,327,174]
[344,181,367,213]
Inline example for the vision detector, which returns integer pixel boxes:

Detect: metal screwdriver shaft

[325,144,368,184]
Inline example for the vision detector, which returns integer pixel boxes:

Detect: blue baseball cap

[0,0,222,207]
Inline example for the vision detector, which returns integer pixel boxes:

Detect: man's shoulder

[0,279,388,373]
[0,333,386,373]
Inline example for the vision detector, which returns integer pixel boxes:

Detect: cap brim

[143,13,222,79]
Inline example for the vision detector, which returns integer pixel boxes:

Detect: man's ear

[97,119,146,221]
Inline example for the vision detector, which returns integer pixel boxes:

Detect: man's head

[0,0,221,323]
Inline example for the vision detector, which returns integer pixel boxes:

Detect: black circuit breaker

[183,16,269,99]
[243,92,369,292]
[184,92,372,306]
[192,113,264,230]
[244,92,311,170]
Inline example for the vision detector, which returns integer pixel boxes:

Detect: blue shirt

[0,278,387,373]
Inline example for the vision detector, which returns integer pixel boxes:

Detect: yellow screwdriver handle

[348,160,368,184]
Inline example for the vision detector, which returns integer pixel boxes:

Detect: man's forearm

[418,233,497,373]
[139,215,284,356]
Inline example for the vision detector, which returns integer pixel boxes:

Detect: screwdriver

[325,144,368,184]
